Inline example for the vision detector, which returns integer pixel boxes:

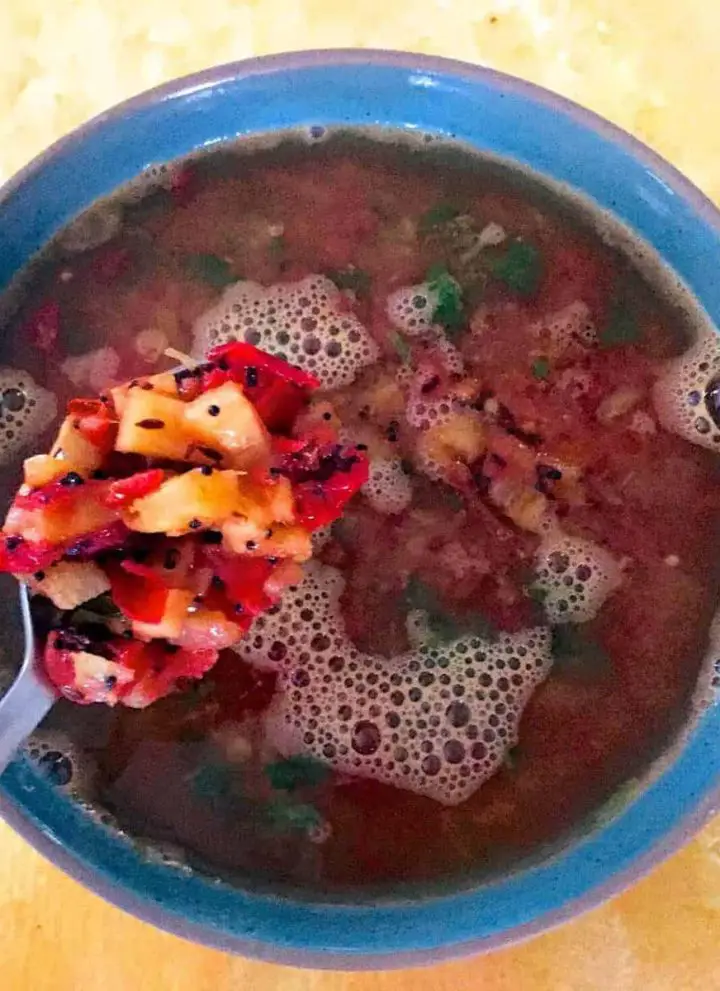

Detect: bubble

[534,528,623,623]
[0,368,56,464]
[386,282,439,337]
[61,347,120,393]
[237,562,552,805]
[361,457,413,514]
[653,330,720,450]
[37,750,73,787]
[192,275,379,389]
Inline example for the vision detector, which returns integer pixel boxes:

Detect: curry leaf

[191,763,235,801]
[264,754,331,792]
[488,240,541,296]
[184,253,238,288]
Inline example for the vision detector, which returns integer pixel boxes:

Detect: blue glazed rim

[1,49,720,969]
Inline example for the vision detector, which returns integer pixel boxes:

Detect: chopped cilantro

[78,593,121,618]
[184,253,238,288]
[266,799,324,834]
[403,576,497,643]
[531,356,551,380]
[326,267,371,296]
[426,265,466,336]
[391,331,412,364]
[264,754,331,792]
[551,624,610,677]
[599,301,641,349]
[488,240,541,296]
[419,203,461,234]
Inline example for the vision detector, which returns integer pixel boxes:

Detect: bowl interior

[1,50,720,968]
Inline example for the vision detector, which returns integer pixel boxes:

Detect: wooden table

[2,1,720,987]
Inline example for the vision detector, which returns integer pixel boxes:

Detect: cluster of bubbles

[362,457,413,515]
[385,283,439,337]
[534,529,623,624]
[0,368,56,465]
[237,562,553,805]
[192,275,379,390]
[652,330,720,451]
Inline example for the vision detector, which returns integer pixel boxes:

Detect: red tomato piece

[104,469,166,508]
[0,535,64,573]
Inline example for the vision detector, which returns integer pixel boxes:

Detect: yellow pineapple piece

[235,475,295,527]
[183,381,270,469]
[23,453,76,488]
[431,413,486,462]
[25,560,110,610]
[124,468,239,535]
[115,390,190,461]
[110,371,179,416]
[50,415,106,474]
[223,521,311,562]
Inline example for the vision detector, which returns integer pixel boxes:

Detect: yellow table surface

[2,1,720,987]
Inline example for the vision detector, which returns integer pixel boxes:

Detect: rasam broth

[2,132,720,888]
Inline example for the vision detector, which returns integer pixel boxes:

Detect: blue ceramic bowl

[1,50,720,969]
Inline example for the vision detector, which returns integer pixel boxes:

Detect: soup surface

[2,132,720,889]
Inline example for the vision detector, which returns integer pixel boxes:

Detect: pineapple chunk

[24,453,76,488]
[235,475,295,527]
[431,413,486,462]
[116,390,190,460]
[489,477,548,533]
[125,468,240,535]
[111,372,180,416]
[223,521,312,562]
[183,382,270,469]
[50,415,105,474]
[25,560,110,610]
[132,588,195,641]
[5,489,118,545]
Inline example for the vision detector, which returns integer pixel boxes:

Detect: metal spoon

[0,585,57,774]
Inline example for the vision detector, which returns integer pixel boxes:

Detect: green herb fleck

[531,356,551,380]
[266,799,324,833]
[185,253,238,288]
[488,240,542,296]
[264,754,331,792]
[599,300,641,349]
[268,234,286,258]
[426,265,466,337]
[551,624,610,678]
[326,267,372,297]
[391,331,412,364]
[78,593,121,618]
[403,576,497,643]
[191,763,235,801]
[503,745,521,771]
[419,203,461,234]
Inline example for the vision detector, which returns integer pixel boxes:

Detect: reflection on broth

[3,129,720,890]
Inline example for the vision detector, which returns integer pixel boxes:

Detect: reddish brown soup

[3,132,720,890]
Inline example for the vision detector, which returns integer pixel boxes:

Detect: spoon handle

[0,587,57,776]
[0,665,56,775]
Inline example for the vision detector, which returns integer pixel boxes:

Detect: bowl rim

[1,47,720,969]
